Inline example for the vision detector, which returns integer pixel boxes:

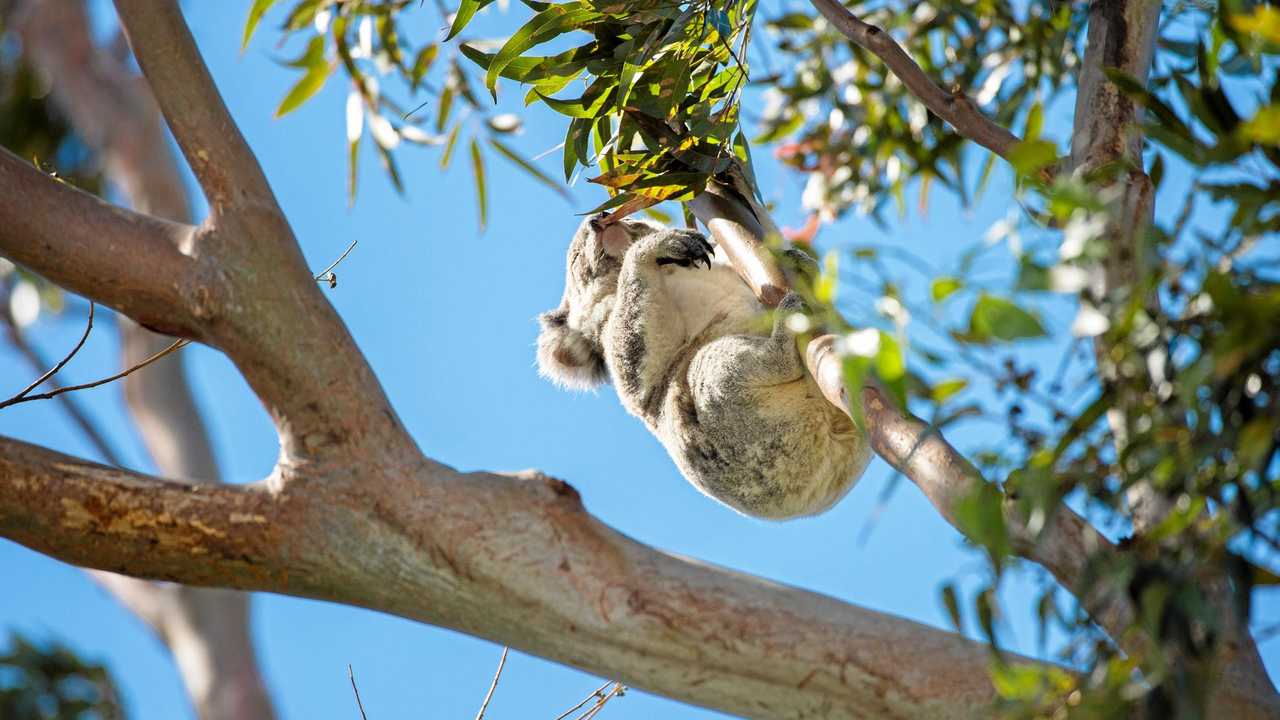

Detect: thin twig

[474,646,509,720]
[554,681,614,720]
[0,301,95,408]
[315,239,359,288]
[0,309,124,466]
[573,682,626,720]
[348,664,369,720]
[0,337,188,408]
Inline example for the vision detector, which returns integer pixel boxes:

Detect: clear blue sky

[1,3,1276,719]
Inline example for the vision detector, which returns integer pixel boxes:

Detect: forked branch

[808,0,1043,177]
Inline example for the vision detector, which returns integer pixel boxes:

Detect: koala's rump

[660,363,870,520]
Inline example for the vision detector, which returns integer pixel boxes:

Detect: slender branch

[1,339,188,407]
[474,647,508,720]
[348,665,369,720]
[0,302,95,409]
[555,681,616,720]
[807,0,1040,175]
[110,0,278,217]
[803,337,1136,640]
[0,302,123,466]
[0,148,200,337]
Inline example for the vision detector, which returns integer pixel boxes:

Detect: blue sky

[1,3,1276,719]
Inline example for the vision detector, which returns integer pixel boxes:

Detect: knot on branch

[506,469,583,509]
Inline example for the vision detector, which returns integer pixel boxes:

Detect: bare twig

[347,664,369,720]
[572,682,626,720]
[554,681,615,720]
[315,239,359,288]
[807,0,1049,180]
[474,646,509,720]
[0,337,187,408]
[0,301,122,465]
[0,302,95,409]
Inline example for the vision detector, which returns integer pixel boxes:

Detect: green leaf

[275,62,333,118]
[346,139,359,206]
[1025,101,1044,140]
[374,142,404,195]
[471,139,487,229]
[967,294,1046,343]
[931,378,968,404]
[957,484,1011,571]
[242,0,280,52]
[485,3,599,100]
[940,583,963,632]
[930,277,962,302]
[1006,139,1057,176]
[535,80,617,118]
[563,117,590,181]
[874,332,907,409]
[447,0,494,40]
[440,124,462,169]
[1241,104,1280,144]
[488,139,569,200]
[410,44,440,90]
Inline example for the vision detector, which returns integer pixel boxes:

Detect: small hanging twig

[474,646,509,720]
[347,664,369,720]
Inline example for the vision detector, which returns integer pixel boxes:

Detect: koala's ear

[536,308,608,390]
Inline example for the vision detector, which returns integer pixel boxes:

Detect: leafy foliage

[0,633,125,720]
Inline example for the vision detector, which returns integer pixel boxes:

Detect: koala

[536,213,871,519]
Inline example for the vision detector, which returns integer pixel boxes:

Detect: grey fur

[537,215,871,519]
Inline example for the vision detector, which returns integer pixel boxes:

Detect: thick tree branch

[808,0,1032,171]
[0,436,1023,720]
[0,148,200,337]
[110,0,276,217]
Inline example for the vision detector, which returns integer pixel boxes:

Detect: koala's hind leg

[690,292,808,403]
[604,230,713,413]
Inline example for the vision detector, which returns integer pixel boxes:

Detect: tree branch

[0,435,1015,720]
[110,0,277,217]
[808,0,1033,172]
[0,148,201,337]
[803,337,1136,643]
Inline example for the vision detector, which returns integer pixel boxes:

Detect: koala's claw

[656,231,715,270]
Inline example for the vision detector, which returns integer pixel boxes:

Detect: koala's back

[661,348,867,519]
[637,268,870,519]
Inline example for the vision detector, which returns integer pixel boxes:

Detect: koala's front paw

[653,230,714,270]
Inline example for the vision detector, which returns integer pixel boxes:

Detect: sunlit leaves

[243,0,282,52]
[275,37,332,117]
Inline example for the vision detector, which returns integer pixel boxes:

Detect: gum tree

[1,0,1278,718]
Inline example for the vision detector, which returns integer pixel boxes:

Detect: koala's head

[536,212,666,390]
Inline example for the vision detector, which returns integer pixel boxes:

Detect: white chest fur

[661,262,763,340]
